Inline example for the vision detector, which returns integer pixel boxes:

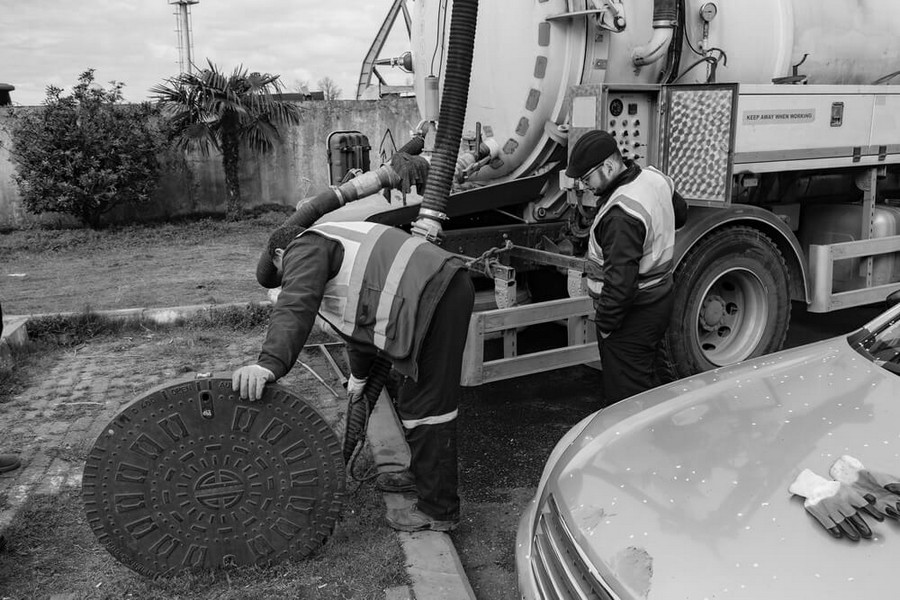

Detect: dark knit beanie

[255,225,306,288]
[565,130,618,179]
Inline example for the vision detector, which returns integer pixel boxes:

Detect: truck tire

[662,226,791,380]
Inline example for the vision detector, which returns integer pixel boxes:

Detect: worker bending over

[232,221,474,532]
[566,130,687,403]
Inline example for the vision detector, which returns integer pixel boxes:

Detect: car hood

[548,337,900,599]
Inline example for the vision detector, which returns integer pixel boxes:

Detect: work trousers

[397,270,474,521]
[597,292,674,404]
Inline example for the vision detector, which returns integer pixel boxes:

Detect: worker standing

[232,221,474,532]
[566,130,687,403]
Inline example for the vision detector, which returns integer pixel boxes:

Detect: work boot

[386,504,458,532]
[375,469,417,494]
[0,455,20,473]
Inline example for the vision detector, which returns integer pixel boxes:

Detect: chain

[463,240,513,278]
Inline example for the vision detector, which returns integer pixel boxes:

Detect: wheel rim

[693,267,769,366]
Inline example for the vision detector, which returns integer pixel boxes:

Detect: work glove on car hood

[789,468,880,541]
[830,455,900,519]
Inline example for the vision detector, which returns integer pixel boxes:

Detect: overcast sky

[3,1,411,106]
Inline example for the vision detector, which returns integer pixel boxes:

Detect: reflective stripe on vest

[401,409,459,429]
[587,166,676,296]
[303,222,452,359]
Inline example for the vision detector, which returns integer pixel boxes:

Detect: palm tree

[151,60,302,220]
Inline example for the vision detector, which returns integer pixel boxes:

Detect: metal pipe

[632,0,678,67]
[256,136,425,287]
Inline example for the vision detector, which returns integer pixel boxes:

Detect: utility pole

[169,0,199,74]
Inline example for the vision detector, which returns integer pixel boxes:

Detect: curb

[368,392,477,600]
[1,302,477,599]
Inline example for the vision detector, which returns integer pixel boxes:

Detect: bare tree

[317,76,342,101]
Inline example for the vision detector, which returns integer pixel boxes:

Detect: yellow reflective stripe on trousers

[374,236,428,347]
[401,409,459,429]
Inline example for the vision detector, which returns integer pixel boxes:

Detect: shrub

[7,70,164,229]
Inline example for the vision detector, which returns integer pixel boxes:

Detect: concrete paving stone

[37,422,70,436]
[384,586,414,600]
[27,391,52,403]
[71,416,96,433]
[36,458,80,496]
[1,318,29,347]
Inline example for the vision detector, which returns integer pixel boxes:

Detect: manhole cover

[82,373,345,577]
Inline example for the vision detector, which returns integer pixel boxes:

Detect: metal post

[169,0,199,74]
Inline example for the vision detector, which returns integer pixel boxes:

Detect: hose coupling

[417,208,448,222]
[329,185,347,206]
[411,216,446,243]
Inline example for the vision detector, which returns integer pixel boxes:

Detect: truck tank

[410,0,900,183]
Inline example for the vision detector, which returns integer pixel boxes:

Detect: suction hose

[412,0,479,242]
[342,0,480,470]
[632,0,678,67]
[289,134,425,231]
[255,136,425,288]
[342,353,393,465]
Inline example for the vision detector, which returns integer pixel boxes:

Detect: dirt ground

[0,322,409,599]
[0,216,599,600]
[0,218,276,316]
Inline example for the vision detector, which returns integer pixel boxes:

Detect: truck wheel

[662,226,790,380]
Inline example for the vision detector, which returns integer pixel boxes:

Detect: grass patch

[0,211,289,256]
[0,483,406,600]
[1,212,288,315]
[25,311,135,346]
[179,303,273,331]
[0,339,61,403]
[23,304,275,348]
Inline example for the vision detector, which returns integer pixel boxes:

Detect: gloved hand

[788,468,876,541]
[232,365,275,401]
[346,374,367,404]
[390,152,429,196]
[830,455,900,519]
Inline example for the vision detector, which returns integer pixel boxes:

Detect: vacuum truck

[76,0,900,577]
[339,0,900,384]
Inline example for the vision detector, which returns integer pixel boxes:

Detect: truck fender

[673,205,809,303]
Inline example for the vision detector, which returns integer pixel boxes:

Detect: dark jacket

[593,162,687,333]
[256,231,463,381]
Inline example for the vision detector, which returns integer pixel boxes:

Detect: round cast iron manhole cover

[82,373,345,577]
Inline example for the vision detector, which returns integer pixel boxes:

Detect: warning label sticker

[743,109,816,125]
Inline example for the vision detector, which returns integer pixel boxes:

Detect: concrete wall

[0,97,420,229]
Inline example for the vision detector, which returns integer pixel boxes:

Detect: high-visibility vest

[587,166,676,298]
[302,222,453,359]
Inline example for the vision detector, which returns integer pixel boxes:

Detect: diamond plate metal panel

[664,86,736,205]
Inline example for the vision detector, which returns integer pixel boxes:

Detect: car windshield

[853,307,900,375]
